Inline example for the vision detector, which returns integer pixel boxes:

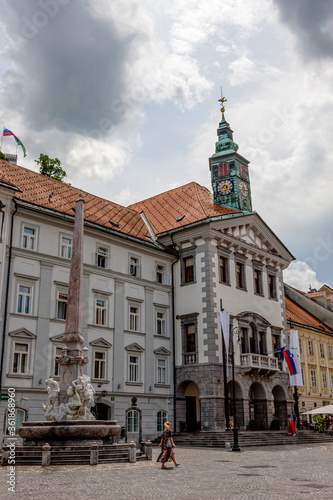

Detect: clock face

[239,181,248,197]
[218,179,233,195]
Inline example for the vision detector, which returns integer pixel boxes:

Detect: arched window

[127,409,139,433]
[5,408,26,435]
[157,411,168,432]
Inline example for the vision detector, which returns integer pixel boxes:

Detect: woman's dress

[157,429,174,463]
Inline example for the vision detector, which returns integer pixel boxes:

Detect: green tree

[0,151,9,161]
[35,153,67,181]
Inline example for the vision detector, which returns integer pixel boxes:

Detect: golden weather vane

[218,86,227,115]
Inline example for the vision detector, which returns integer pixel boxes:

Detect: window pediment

[89,337,112,349]
[125,342,144,352]
[9,328,37,339]
[50,333,64,343]
[154,347,170,356]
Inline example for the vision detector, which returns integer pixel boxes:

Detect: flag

[282,349,297,375]
[289,329,303,386]
[2,128,27,157]
[275,346,286,361]
[219,311,230,376]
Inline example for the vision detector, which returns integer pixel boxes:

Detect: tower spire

[209,95,253,213]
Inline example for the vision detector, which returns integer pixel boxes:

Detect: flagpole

[0,128,4,152]
[220,299,230,431]
[290,318,300,431]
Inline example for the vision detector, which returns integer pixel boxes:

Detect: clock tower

[209,97,252,212]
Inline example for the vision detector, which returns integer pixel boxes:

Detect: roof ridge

[192,182,209,218]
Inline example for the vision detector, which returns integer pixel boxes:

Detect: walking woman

[157,421,180,469]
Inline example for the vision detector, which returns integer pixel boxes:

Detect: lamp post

[231,327,241,452]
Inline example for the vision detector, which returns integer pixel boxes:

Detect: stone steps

[173,430,333,448]
[1,443,149,466]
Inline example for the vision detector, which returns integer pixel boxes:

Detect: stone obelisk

[59,192,88,404]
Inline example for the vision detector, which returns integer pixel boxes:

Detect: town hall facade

[0,104,294,445]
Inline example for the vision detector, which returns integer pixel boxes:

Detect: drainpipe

[170,234,180,432]
[0,201,18,393]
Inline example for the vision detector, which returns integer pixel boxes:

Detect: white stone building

[0,107,295,444]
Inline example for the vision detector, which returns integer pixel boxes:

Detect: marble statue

[42,375,95,421]
[42,378,60,421]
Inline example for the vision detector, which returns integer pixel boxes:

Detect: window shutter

[218,162,229,177]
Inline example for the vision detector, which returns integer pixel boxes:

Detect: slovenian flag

[3,128,27,157]
[282,349,297,375]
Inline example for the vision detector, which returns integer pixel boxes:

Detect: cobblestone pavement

[1,443,333,500]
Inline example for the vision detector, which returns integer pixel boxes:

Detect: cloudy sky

[0,0,332,291]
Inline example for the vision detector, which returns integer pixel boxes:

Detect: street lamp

[231,327,241,452]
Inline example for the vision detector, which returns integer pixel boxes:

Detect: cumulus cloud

[273,0,333,60]
[283,261,323,292]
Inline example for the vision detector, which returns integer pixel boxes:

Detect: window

[272,334,280,358]
[129,355,139,382]
[184,257,194,283]
[17,285,32,315]
[258,331,266,355]
[95,298,107,326]
[94,351,106,379]
[56,291,68,320]
[6,408,26,435]
[268,274,277,299]
[185,324,196,353]
[253,269,263,295]
[299,339,302,354]
[54,347,63,376]
[96,246,109,268]
[60,235,72,259]
[129,306,140,331]
[310,369,317,387]
[129,256,140,277]
[218,162,229,177]
[22,226,37,250]
[157,359,166,384]
[156,311,166,336]
[13,342,29,374]
[319,343,325,358]
[157,411,168,433]
[240,164,247,179]
[156,264,165,284]
[331,373,333,390]
[236,262,246,290]
[308,339,314,356]
[322,371,328,389]
[328,345,333,361]
[127,409,139,433]
[219,256,229,284]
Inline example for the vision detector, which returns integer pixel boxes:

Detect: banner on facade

[219,311,230,376]
[289,329,303,387]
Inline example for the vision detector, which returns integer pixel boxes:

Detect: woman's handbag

[166,437,172,448]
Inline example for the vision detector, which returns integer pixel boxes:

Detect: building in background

[307,284,333,311]
[285,284,333,421]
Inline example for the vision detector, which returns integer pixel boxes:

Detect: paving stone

[0,442,332,499]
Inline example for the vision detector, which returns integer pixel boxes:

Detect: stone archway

[176,381,200,432]
[249,382,268,430]
[272,385,287,429]
[227,381,244,428]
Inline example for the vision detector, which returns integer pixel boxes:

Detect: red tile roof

[0,160,151,242]
[285,296,333,333]
[128,181,240,234]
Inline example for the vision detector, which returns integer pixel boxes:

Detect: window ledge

[91,379,110,384]
[87,323,111,329]
[219,281,231,286]
[125,381,143,386]
[180,281,197,287]
[153,334,170,339]
[154,384,171,388]
[124,330,146,336]
[7,374,33,379]
[10,313,38,319]
[268,297,278,301]
[236,287,247,292]
[254,292,265,297]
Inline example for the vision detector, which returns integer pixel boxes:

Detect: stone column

[59,193,87,403]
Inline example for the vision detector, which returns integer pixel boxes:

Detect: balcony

[184,353,197,365]
[240,353,281,376]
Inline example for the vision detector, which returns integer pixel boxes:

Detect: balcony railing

[240,353,280,373]
[184,353,197,365]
